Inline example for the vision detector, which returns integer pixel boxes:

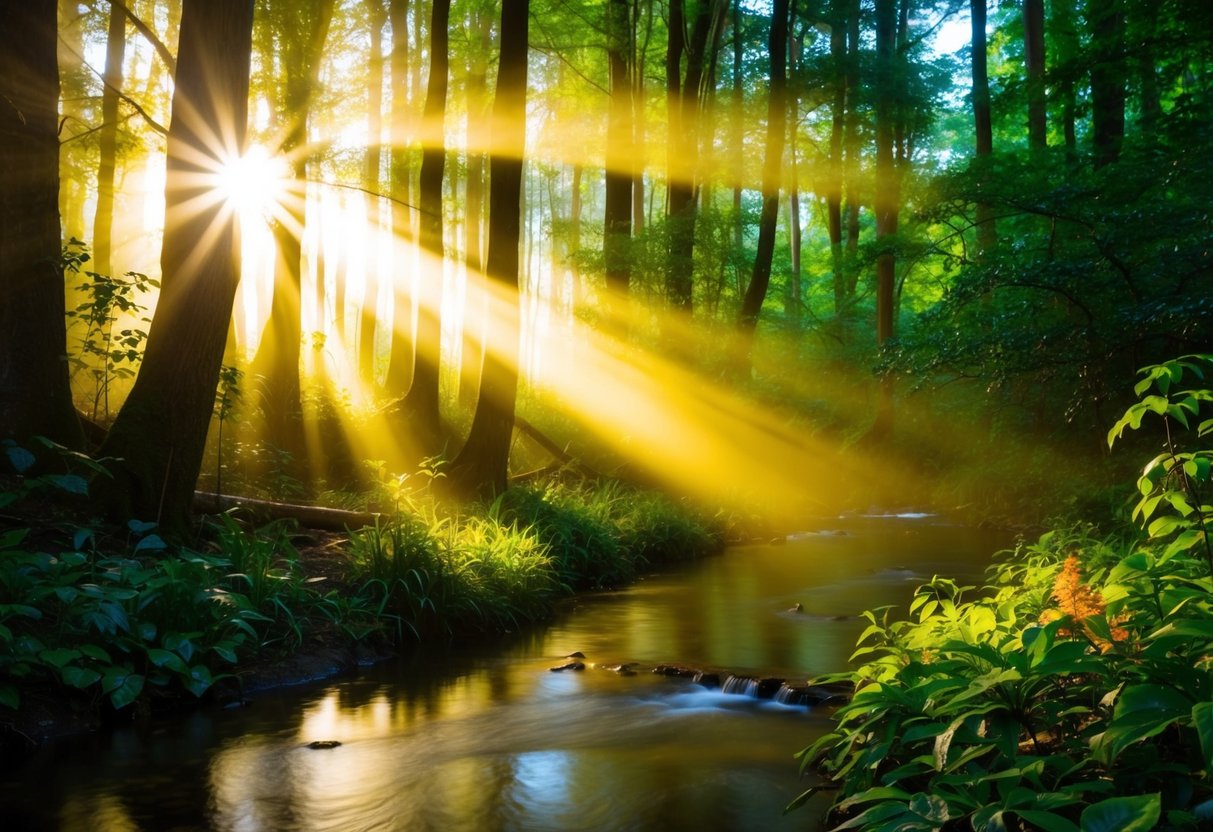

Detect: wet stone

[549,662,586,672]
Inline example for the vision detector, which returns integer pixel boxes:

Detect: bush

[791,356,1213,831]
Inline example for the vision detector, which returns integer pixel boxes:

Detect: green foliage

[791,359,1213,830]
[62,238,159,422]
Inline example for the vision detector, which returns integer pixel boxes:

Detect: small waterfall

[721,675,757,696]
[774,683,810,706]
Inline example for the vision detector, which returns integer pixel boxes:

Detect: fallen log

[192,491,381,532]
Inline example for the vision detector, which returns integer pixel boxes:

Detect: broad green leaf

[1079,794,1160,832]
[134,534,167,553]
[4,445,36,473]
[78,643,110,662]
[127,519,157,535]
[183,664,214,698]
[1016,810,1079,832]
[1193,702,1213,772]
[72,528,93,551]
[146,648,189,674]
[61,665,102,689]
[46,474,88,495]
[38,648,81,669]
[0,683,19,709]
[101,669,145,710]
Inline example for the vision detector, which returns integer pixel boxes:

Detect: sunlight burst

[213,145,291,222]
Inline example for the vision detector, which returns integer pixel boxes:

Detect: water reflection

[2,515,1005,831]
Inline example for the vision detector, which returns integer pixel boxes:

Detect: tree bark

[1090,0,1126,168]
[98,0,254,531]
[736,0,788,367]
[604,0,634,302]
[0,3,83,450]
[971,0,995,253]
[399,0,450,452]
[93,1,127,278]
[447,0,529,499]
[1024,0,1047,149]
[873,0,897,435]
[359,1,387,386]
[828,0,846,313]
[385,0,415,395]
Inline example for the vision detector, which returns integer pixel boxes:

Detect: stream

[0,514,1009,831]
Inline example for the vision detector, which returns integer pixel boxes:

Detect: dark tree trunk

[385,0,415,395]
[785,8,801,323]
[98,0,254,531]
[971,0,995,253]
[400,0,450,452]
[1051,0,1078,154]
[604,0,634,301]
[1090,0,1126,168]
[94,1,127,277]
[828,0,846,313]
[842,0,861,298]
[664,0,723,315]
[731,0,743,251]
[873,0,897,435]
[0,4,83,450]
[736,0,788,367]
[359,1,387,386]
[1024,0,1047,149]
[447,0,529,499]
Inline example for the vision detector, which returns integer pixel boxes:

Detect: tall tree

[736,0,788,366]
[398,0,450,451]
[385,0,416,394]
[664,0,725,315]
[99,0,254,530]
[1090,0,1126,168]
[0,4,83,450]
[842,0,862,297]
[359,0,388,385]
[1023,0,1047,149]
[93,1,127,278]
[872,0,898,435]
[447,0,529,498]
[971,0,995,253]
[603,0,634,302]
[250,0,334,473]
[827,0,847,313]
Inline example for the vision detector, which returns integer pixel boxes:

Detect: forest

[1,0,1212,829]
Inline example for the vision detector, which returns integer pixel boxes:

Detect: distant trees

[0,5,83,450]
[99,0,254,529]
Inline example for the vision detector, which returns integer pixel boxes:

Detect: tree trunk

[0,4,83,450]
[400,0,450,452]
[98,0,254,531]
[873,0,897,436]
[1090,0,1126,168]
[447,0,529,499]
[457,9,491,409]
[731,0,743,251]
[828,0,846,313]
[736,0,788,368]
[604,0,634,303]
[1024,0,1047,149]
[1051,0,1078,155]
[93,2,127,277]
[384,0,415,395]
[633,0,653,235]
[359,1,387,386]
[842,0,861,299]
[971,0,995,253]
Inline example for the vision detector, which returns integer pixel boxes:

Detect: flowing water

[1,514,1009,831]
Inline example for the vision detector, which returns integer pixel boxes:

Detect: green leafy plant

[62,238,159,422]
[789,356,1213,831]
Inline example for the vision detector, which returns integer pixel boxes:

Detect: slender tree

[447,0,529,498]
[1090,0,1126,168]
[359,0,388,385]
[99,0,254,530]
[872,0,897,435]
[827,0,847,313]
[93,1,127,278]
[385,0,416,394]
[971,0,995,253]
[1024,0,1047,149]
[0,4,83,450]
[736,0,788,367]
[603,0,634,302]
[399,0,451,451]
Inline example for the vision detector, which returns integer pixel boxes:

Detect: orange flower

[1052,555,1106,620]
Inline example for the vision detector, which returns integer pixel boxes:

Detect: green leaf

[784,786,822,815]
[127,519,157,535]
[1079,794,1160,832]
[38,648,81,669]
[61,665,102,689]
[1016,811,1079,832]
[146,648,189,675]
[163,632,195,662]
[0,683,19,709]
[183,664,214,698]
[46,474,88,495]
[78,643,110,662]
[4,445,36,473]
[134,534,167,553]
[1193,702,1213,773]
[101,669,145,710]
